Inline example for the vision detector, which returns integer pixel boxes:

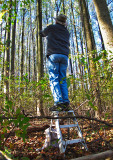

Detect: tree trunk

[62,0,65,14]
[0,23,2,91]
[32,29,36,81]
[80,0,102,117]
[11,0,17,79]
[17,32,21,78]
[4,0,12,97]
[28,36,31,82]
[71,0,81,76]
[93,0,113,59]
[20,8,25,82]
[30,5,36,82]
[1,23,6,92]
[11,0,17,93]
[36,0,44,116]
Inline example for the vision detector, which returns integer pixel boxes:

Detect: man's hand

[39,30,44,37]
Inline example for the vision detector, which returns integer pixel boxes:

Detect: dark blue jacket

[40,23,70,58]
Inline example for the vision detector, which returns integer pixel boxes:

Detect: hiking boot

[49,103,64,112]
[49,102,71,112]
[61,102,72,111]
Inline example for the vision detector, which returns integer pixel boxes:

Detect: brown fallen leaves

[1,119,113,160]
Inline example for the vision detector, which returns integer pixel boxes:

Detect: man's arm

[39,25,53,37]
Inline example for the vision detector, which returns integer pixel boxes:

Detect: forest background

[0,0,113,159]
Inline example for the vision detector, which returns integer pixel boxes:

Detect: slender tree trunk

[71,0,80,74]
[36,0,44,116]
[21,8,25,82]
[80,27,85,92]
[1,23,5,92]
[32,29,36,81]
[62,0,65,14]
[4,1,12,97]
[50,0,54,24]
[17,33,21,78]
[30,5,36,81]
[11,0,17,93]
[25,35,29,92]
[55,0,61,15]
[28,36,31,82]
[0,23,2,60]
[111,92,113,123]
[0,24,2,88]
[11,0,17,78]
[71,28,78,78]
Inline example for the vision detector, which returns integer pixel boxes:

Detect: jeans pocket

[49,54,68,64]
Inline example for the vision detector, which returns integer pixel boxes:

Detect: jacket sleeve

[39,25,53,37]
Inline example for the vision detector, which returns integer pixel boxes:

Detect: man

[39,14,70,111]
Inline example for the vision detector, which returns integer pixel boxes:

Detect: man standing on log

[39,14,70,111]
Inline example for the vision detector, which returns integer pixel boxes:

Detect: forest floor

[1,118,113,160]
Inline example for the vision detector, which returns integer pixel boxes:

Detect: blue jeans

[48,54,70,105]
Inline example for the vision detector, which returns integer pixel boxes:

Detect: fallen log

[1,115,113,127]
[27,124,49,133]
[0,125,50,138]
[71,150,113,160]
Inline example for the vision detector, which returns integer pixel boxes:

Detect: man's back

[40,23,70,57]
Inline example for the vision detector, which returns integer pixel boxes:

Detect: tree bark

[30,5,36,82]
[4,0,12,97]
[80,0,96,53]
[36,0,44,116]
[1,23,6,92]
[11,0,17,95]
[93,0,113,59]
[28,35,31,82]
[20,8,25,82]
[11,0,17,79]
[62,0,65,14]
